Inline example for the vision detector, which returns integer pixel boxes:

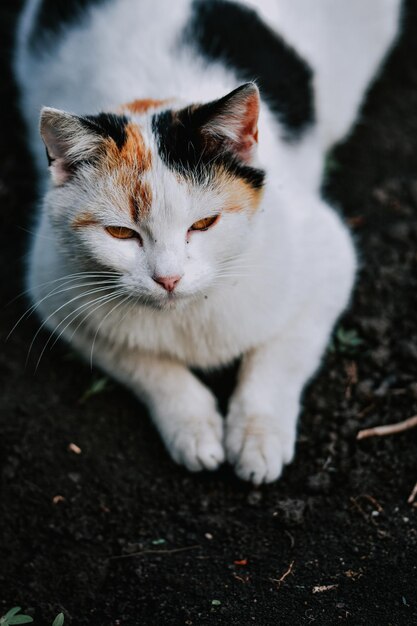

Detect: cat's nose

[153,275,182,292]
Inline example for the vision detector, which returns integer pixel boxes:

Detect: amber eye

[189,215,219,232]
[105,226,139,240]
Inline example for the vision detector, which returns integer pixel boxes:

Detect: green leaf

[79,376,110,403]
[3,608,22,621]
[52,613,65,626]
[8,617,34,625]
[151,538,166,546]
[332,326,364,354]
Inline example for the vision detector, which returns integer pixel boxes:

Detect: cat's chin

[140,290,197,312]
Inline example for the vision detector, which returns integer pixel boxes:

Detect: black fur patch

[81,113,128,150]
[152,98,265,189]
[185,0,314,138]
[29,0,109,51]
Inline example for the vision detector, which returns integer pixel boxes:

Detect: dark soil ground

[1,2,417,625]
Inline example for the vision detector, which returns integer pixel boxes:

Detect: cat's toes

[168,414,225,472]
[225,417,295,485]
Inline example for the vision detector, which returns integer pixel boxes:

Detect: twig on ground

[408,482,417,505]
[357,414,417,440]
[109,545,200,560]
[357,415,417,506]
[271,560,294,588]
[312,584,338,593]
[360,493,383,512]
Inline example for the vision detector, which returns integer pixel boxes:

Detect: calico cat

[14,0,400,483]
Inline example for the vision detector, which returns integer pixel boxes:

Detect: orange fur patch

[121,98,171,115]
[215,169,264,215]
[102,122,152,174]
[120,123,152,171]
[99,122,154,221]
[72,213,99,228]
[130,180,152,222]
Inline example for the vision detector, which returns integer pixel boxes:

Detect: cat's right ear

[40,108,106,185]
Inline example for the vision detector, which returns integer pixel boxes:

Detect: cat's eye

[189,215,220,232]
[105,226,139,240]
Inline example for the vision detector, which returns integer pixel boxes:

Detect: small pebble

[68,442,82,454]
[247,490,263,506]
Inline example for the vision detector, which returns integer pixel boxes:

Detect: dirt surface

[1,2,417,625]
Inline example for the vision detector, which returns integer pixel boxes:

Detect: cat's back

[16,0,401,169]
[16,0,197,113]
[16,0,319,133]
[15,0,320,189]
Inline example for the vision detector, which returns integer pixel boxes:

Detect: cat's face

[40,83,265,309]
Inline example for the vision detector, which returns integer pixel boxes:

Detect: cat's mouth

[147,287,206,312]
[138,289,189,311]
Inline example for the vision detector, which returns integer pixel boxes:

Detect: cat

[14,0,400,484]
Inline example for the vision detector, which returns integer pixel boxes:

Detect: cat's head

[40,83,265,309]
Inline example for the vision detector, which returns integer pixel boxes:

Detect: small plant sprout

[0,607,33,625]
[329,326,364,354]
[79,375,110,403]
[0,609,64,626]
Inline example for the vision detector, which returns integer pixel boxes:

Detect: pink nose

[153,275,182,292]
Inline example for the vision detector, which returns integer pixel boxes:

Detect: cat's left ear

[39,108,128,185]
[199,83,260,164]
[40,108,106,185]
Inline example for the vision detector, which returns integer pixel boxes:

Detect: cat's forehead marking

[151,108,265,198]
[214,169,264,214]
[108,121,153,172]
[72,212,99,229]
[88,118,154,223]
[130,179,152,222]
[120,98,172,115]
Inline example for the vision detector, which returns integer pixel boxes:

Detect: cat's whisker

[34,291,126,371]
[6,271,121,308]
[26,284,122,366]
[7,276,120,339]
[49,289,128,351]
[66,289,133,345]
[89,294,132,368]
[36,290,127,369]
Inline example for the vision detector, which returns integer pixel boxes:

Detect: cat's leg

[225,313,334,484]
[71,335,225,471]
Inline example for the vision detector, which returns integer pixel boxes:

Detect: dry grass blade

[408,482,417,505]
[356,415,417,440]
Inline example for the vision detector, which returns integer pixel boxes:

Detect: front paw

[164,411,225,473]
[225,414,296,485]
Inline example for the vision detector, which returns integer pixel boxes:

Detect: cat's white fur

[15,0,400,483]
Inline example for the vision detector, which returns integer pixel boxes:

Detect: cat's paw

[165,412,225,472]
[225,415,296,485]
